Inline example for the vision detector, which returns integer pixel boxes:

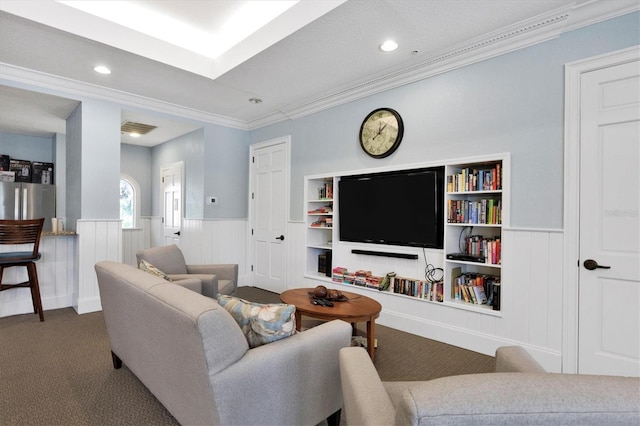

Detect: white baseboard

[378,309,562,372]
[74,296,102,314]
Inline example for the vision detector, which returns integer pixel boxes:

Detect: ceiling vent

[120,121,157,135]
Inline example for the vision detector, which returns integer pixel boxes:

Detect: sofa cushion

[139,259,172,281]
[217,295,296,348]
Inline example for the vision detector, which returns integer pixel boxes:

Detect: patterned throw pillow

[139,259,172,282]
[217,295,296,348]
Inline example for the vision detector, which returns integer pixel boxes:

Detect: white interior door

[578,59,640,376]
[250,139,289,293]
[161,162,183,246]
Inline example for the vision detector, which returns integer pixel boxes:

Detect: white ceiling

[0,0,638,146]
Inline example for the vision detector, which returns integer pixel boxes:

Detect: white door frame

[563,45,640,374]
[247,136,291,286]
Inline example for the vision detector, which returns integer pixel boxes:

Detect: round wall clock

[359,108,404,158]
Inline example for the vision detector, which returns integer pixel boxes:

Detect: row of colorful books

[392,277,443,301]
[307,203,333,214]
[331,267,443,301]
[451,269,501,310]
[310,216,332,227]
[447,199,501,224]
[465,235,501,265]
[447,164,501,193]
[317,182,333,200]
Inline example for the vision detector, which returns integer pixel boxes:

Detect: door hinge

[251,229,254,235]
[252,156,255,163]
[251,265,254,272]
[251,192,254,200]
[161,217,164,224]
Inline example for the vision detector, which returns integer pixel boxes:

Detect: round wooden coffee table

[280,288,382,360]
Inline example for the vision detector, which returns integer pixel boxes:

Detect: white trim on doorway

[563,44,640,374]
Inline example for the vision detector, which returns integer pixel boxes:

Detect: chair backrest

[136,244,188,274]
[0,218,45,257]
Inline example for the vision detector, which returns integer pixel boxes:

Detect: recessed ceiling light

[129,132,141,138]
[380,40,398,52]
[249,98,263,104]
[94,65,111,75]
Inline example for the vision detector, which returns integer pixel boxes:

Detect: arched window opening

[120,176,139,228]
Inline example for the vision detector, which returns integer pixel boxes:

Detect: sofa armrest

[396,372,640,425]
[168,276,202,294]
[339,346,396,426]
[495,346,546,373]
[208,320,352,426]
[187,264,238,282]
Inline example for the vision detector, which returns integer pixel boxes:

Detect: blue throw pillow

[217,295,296,348]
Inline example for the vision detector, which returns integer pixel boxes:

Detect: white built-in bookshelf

[303,153,509,316]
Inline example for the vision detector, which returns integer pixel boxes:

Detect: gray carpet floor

[0,286,494,425]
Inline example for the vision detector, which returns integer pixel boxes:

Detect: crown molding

[247,1,639,129]
[0,63,249,130]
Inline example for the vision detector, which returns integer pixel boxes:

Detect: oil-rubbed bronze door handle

[583,259,611,270]
[275,235,285,241]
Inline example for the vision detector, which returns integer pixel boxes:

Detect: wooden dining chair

[0,218,46,321]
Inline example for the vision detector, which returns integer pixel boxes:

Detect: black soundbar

[351,249,418,260]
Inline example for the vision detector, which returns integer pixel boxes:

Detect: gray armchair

[136,244,237,297]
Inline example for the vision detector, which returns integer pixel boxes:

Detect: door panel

[251,141,288,293]
[578,60,640,376]
[162,164,183,246]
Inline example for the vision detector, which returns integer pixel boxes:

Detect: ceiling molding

[246,2,639,129]
[0,62,249,130]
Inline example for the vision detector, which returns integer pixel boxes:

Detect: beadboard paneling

[0,235,77,318]
[122,217,152,266]
[180,219,248,285]
[76,219,121,314]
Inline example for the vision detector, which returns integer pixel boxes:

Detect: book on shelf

[452,272,500,306]
[447,199,502,225]
[317,182,333,199]
[447,164,502,193]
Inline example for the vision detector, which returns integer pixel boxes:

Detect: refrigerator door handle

[22,188,28,219]
[14,187,20,219]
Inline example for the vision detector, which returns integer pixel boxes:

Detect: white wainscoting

[289,221,565,372]
[180,219,248,286]
[0,234,77,319]
[75,219,122,314]
[122,217,152,266]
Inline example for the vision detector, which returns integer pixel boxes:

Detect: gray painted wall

[150,124,250,219]
[249,12,640,229]
[0,131,54,162]
[120,143,152,217]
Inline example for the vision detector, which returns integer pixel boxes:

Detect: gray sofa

[340,345,640,425]
[95,261,352,426]
[136,244,237,297]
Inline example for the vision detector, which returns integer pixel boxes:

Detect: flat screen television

[338,167,444,249]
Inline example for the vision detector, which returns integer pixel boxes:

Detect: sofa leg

[327,409,341,426]
[111,351,123,369]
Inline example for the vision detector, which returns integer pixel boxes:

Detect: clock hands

[372,121,388,140]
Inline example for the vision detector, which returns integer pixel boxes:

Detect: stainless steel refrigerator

[0,182,56,231]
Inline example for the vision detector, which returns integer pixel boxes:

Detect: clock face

[359,108,404,158]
